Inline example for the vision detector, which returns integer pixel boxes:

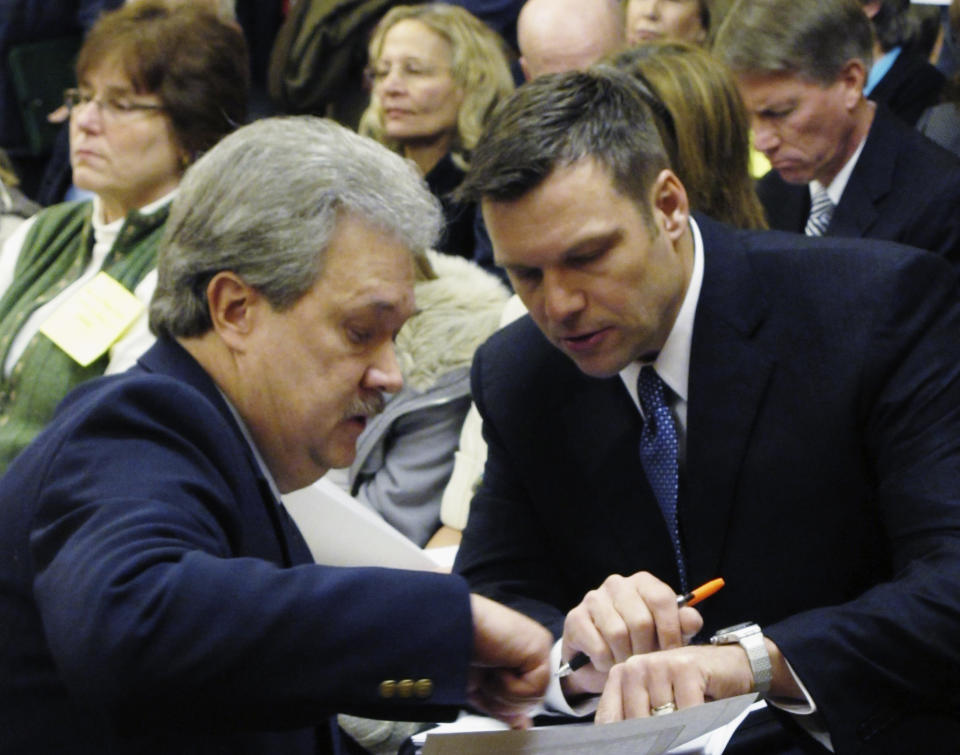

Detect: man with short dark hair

[0,116,551,755]
[453,67,960,753]
[713,0,960,261]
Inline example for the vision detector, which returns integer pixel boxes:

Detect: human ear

[652,169,690,240]
[839,59,868,107]
[205,271,261,351]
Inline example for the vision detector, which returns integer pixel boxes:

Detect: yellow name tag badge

[39,272,144,367]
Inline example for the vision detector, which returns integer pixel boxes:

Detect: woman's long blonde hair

[359,3,515,166]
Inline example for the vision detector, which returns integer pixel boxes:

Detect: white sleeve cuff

[542,640,600,717]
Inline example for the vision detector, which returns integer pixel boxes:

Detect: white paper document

[420,694,759,755]
[282,478,439,571]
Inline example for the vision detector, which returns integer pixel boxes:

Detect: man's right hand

[468,594,552,728]
[560,571,703,696]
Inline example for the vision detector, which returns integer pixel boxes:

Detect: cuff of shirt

[542,640,600,717]
[767,654,834,752]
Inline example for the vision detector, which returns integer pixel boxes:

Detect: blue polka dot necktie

[637,366,687,590]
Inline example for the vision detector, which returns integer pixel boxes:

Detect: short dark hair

[862,0,910,52]
[76,0,249,160]
[456,67,671,216]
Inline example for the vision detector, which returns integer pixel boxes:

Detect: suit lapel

[830,110,896,237]
[560,371,683,585]
[683,219,775,584]
[137,337,314,567]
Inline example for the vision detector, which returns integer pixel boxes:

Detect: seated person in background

[432,38,767,548]
[918,0,960,157]
[860,0,946,126]
[0,150,39,245]
[714,0,960,262]
[610,39,767,230]
[0,1,247,472]
[624,0,710,45]
[359,3,515,261]
[0,115,551,755]
[454,67,960,753]
[326,248,509,547]
[516,0,625,80]
[0,0,125,201]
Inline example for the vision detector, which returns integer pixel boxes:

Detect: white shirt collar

[810,135,867,207]
[91,189,177,231]
[620,216,704,410]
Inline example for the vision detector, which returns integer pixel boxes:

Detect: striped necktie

[804,186,834,236]
[637,366,687,590]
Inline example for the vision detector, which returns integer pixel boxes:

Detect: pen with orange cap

[556,577,725,678]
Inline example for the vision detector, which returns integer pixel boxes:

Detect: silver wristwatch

[710,622,772,695]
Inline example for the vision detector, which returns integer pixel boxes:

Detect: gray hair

[149,116,442,338]
[713,0,874,87]
[456,66,670,220]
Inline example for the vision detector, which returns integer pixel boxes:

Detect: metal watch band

[710,622,772,695]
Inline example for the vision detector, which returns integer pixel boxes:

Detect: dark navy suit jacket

[455,216,960,753]
[757,107,960,263]
[867,49,945,127]
[0,336,473,754]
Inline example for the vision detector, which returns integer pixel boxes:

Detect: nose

[542,271,586,325]
[751,120,779,155]
[377,67,406,95]
[638,0,659,18]
[362,342,404,394]
[72,99,104,132]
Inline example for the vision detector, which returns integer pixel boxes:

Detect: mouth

[631,29,662,42]
[345,415,368,432]
[559,327,611,354]
[72,148,102,163]
[342,392,386,431]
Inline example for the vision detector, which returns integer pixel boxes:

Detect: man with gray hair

[516,0,625,80]
[714,0,960,261]
[0,116,551,754]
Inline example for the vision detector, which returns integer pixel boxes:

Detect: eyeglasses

[63,88,165,121]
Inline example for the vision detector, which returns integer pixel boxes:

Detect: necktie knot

[805,186,834,237]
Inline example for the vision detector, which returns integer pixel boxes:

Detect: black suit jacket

[867,49,945,127]
[455,216,960,753]
[757,107,960,263]
[0,337,473,754]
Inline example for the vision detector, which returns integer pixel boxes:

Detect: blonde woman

[360,3,514,259]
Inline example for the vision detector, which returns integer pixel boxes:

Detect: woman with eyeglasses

[359,4,515,261]
[0,1,248,471]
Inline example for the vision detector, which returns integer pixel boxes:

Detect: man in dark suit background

[860,0,945,126]
[453,66,960,753]
[713,0,960,262]
[0,116,552,754]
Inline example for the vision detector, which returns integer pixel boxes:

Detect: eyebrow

[499,229,623,273]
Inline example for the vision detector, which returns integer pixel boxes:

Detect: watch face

[711,622,758,643]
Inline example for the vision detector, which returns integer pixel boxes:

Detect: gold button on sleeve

[414,678,434,699]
